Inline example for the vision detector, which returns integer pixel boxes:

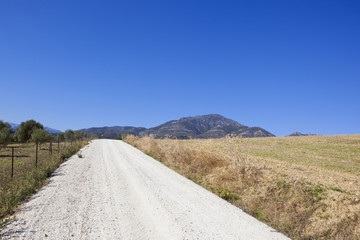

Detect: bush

[0,121,11,148]
[60,143,82,161]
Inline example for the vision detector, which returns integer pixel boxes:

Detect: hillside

[140,114,274,139]
[7,122,61,134]
[80,126,146,139]
[6,115,275,139]
[288,131,317,137]
[80,114,275,139]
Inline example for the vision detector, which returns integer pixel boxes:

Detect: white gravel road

[0,139,290,240]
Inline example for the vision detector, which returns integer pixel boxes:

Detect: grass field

[0,141,86,221]
[125,134,360,240]
[0,142,64,185]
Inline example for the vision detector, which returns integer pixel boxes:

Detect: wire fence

[0,141,69,187]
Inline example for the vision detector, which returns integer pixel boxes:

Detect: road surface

[1,139,290,240]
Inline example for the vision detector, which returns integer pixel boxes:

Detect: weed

[60,144,82,161]
[277,180,291,192]
[329,186,349,194]
[304,183,325,201]
[219,189,240,201]
[252,209,267,222]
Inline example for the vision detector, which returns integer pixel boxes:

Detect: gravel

[0,139,290,240]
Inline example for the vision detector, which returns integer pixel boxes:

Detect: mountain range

[81,126,146,139]
[288,132,317,137]
[7,122,61,134]
[81,114,275,139]
[6,114,276,139]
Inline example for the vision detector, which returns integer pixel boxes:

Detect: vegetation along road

[1,139,289,240]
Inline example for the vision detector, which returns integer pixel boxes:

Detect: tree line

[0,119,84,148]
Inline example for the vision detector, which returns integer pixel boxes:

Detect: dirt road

[1,139,289,240]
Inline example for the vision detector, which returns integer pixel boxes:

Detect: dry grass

[0,141,86,221]
[0,142,65,185]
[125,134,360,240]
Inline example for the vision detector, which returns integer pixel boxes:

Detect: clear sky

[1,0,359,136]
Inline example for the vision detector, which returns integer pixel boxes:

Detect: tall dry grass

[125,135,360,240]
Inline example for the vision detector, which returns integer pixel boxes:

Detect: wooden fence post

[11,147,14,178]
[35,143,38,168]
[49,141,52,156]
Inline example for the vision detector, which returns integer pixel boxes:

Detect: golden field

[125,134,360,240]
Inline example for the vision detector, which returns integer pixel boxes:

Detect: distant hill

[81,114,274,139]
[139,114,274,139]
[6,115,275,139]
[7,122,61,134]
[288,132,317,137]
[80,126,146,139]
[8,123,20,130]
[44,127,61,134]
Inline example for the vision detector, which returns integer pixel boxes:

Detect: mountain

[288,132,316,137]
[80,114,275,139]
[44,127,61,134]
[80,126,146,139]
[6,115,275,139]
[233,127,275,138]
[139,114,275,139]
[6,122,61,134]
[8,123,20,130]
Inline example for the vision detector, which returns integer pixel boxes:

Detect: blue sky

[1,0,359,136]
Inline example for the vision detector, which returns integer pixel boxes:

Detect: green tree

[65,129,75,144]
[0,121,12,148]
[57,132,65,142]
[31,129,53,144]
[57,132,65,148]
[74,130,84,142]
[30,129,53,168]
[15,120,44,143]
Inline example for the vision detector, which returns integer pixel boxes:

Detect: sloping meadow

[124,135,360,240]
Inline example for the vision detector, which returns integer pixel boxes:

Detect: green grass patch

[329,186,349,194]
[219,189,240,201]
[304,183,326,201]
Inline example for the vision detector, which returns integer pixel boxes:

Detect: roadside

[124,135,360,240]
[1,139,289,240]
[0,141,86,222]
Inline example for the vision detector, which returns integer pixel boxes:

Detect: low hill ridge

[7,122,61,134]
[288,132,317,137]
[81,114,275,139]
[81,126,146,139]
